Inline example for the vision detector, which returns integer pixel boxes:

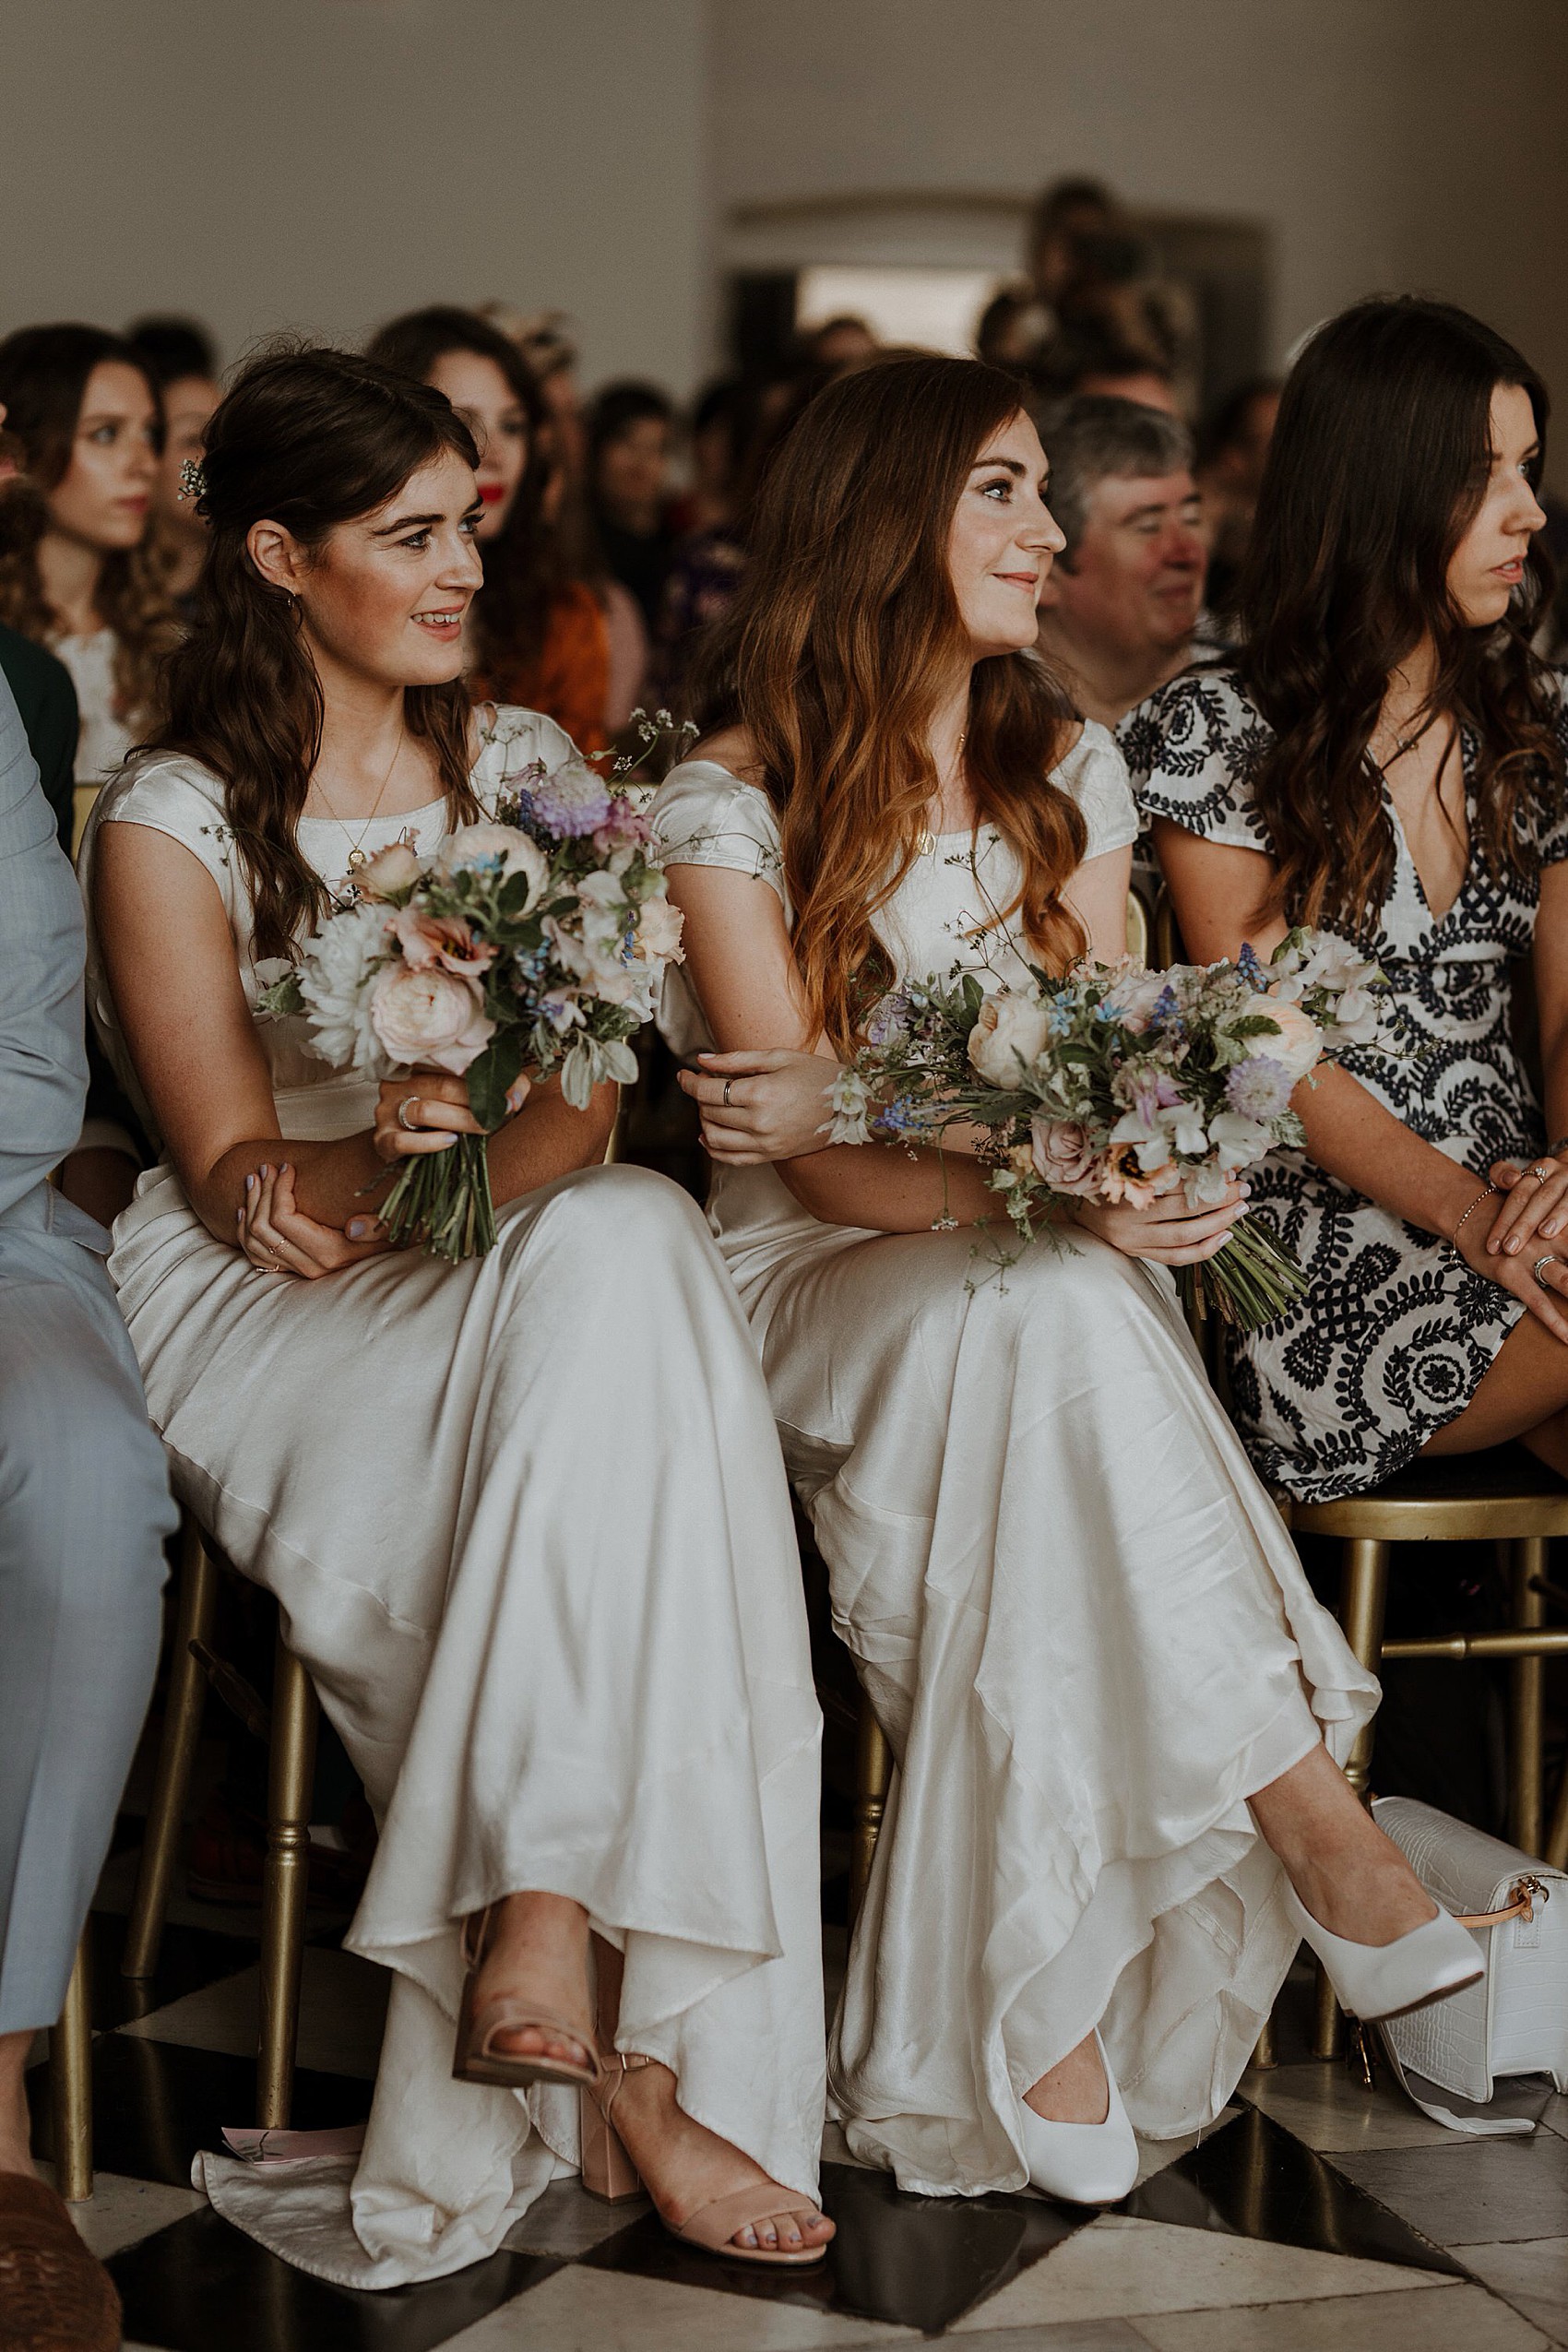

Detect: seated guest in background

[1194,374,1282,617]
[0,399,77,849]
[1033,332,1181,416]
[83,345,832,2286]
[127,314,223,613]
[368,305,610,750]
[1035,395,1206,728]
[1126,297,1568,1503]
[802,315,879,370]
[0,669,173,2351]
[587,378,677,640]
[0,325,179,849]
[656,353,1471,2212]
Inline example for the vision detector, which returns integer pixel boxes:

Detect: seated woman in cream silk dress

[654,354,1479,2206]
[80,346,833,2287]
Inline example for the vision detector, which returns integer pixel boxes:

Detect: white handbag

[1371,1796,1567,2136]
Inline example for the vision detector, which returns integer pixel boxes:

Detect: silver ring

[722,1079,733,1108]
[251,1256,281,1275]
[398,1095,422,1133]
[1531,1163,1554,1185]
[1535,1254,1557,1288]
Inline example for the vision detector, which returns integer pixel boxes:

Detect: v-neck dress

[1123,666,1568,1502]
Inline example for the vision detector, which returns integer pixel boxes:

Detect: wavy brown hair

[695,354,1083,1051]
[0,323,180,730]
[148,342,482,960]
[1239,296,1562,936]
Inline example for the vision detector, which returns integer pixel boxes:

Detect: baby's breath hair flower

[177,457,208,504]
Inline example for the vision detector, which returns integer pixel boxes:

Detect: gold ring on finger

[1535,1254,1558,1288]
[1531,1163,1554,1184]
[398,1095,422,1133]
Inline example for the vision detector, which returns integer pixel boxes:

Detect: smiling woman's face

[945,409,1066,659]
[249,446,486,692]
[1447,381,1548,628]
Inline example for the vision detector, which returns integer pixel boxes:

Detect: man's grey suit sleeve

[0,669,89,1222]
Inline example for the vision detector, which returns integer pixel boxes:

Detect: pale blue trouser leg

[0,1253,173,2033]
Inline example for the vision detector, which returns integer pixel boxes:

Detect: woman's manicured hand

[236,1162,390,1279]
[371,1072,527,1164]
[1483,1154,1568,1261]
[1073,1181,1250,1266]
[1455,1169,1568,1343]
[679,1048,837,1164]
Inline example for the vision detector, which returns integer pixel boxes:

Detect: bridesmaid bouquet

[255,747,685,1261]
[833,931,1395,1330]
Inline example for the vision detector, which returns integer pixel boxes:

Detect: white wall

[713,0,1568,478]
[0,0,710,394]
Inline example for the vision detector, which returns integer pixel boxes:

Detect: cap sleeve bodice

[77,704,572,1149]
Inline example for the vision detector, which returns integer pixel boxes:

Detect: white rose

[968,991,1052,1087]
[439,822,549,909]
[1235,994,1323,1084]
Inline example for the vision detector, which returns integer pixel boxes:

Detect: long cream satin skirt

[110,1161,826,2287]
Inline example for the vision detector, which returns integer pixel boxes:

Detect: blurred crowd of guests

[0,174,1304,887]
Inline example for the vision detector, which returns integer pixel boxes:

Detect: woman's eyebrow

[370,510,444,536]
[971,456,1028,477]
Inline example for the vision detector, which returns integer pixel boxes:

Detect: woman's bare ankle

[1025,2031,1109,2126]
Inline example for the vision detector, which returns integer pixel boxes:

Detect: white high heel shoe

[1018,2033,1140,2205]
[1283,1883,1482,2021]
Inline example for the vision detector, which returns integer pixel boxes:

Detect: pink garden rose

[1029,1116,1107,1196]
[369,964,495,1075]
[1241,994,1323,1083]
[353,840,422,899]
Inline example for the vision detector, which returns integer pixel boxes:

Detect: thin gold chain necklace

[312,730,406,872]
[917,731,968,858]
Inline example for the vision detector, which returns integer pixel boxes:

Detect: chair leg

[1510,1538,1547,1857]
[1313,1537,1390,2061]
[848,1693,891,1932]
[50,1936,93,2202]
[123,1515,220,1979]
[1251,2013,1278,2070]
[257,1637,318,2129]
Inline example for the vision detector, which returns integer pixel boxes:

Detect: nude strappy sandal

[451,1902,602,2094]
[581,2047,831,2267]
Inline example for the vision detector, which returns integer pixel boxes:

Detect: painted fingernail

[346,1219,369,1240]
[244,1173,255,1191]
[279,1161,290,1174]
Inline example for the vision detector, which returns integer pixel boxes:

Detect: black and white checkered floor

[26,1841,1568,2351]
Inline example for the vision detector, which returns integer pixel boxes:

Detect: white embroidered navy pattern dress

[1122,666,1568,1502]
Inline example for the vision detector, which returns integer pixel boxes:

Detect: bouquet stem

[1179,1209,1306,1334]
[375,1132,497,1263]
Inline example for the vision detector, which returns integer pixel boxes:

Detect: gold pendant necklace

[919,729,967,858]
[314,730,406,872]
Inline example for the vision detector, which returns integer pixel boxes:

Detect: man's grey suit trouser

[0,1225,173,2034]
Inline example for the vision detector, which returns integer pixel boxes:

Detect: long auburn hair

[0,323,180,728]
[695,354,1083,1052]
[365,306,567,701]
[1239,296,1562,935]
[148,342,482,961]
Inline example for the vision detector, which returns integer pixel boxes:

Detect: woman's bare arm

[665,861,999,1231]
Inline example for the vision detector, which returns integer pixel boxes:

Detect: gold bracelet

[1452,1182,1500,1246]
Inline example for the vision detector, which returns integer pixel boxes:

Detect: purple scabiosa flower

[529,758,613,837]
[1224,1054,1294,1121]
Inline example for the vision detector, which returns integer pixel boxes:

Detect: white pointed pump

[1283,1883,1483,2021]
[1018,2032,1141,2205]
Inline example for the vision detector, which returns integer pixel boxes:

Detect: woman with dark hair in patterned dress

[1124,297,1568,1503]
